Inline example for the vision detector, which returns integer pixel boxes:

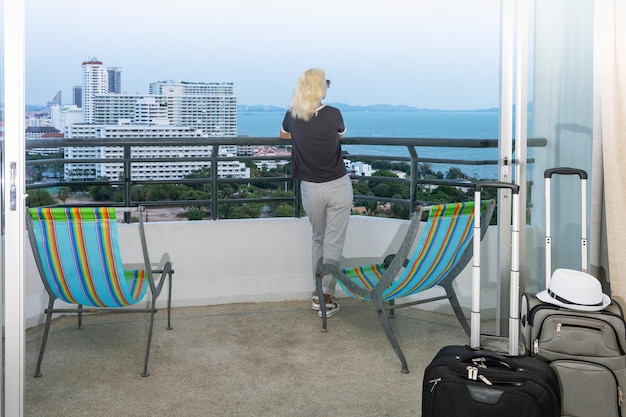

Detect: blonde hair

[289,68,327,121]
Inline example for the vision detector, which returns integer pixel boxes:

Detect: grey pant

[301,174,353,295]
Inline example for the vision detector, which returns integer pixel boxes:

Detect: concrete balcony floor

[24,298,469,417]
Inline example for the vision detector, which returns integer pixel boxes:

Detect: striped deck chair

[26,206,174,377]
[317,199,495,373]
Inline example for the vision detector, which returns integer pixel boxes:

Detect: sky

[25,0,501,110]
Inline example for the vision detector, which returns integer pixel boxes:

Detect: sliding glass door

[3,0,26,415]
[525,0,595,291]
[0,0,4,413]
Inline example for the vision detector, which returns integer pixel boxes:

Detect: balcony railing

[25,136,547,221]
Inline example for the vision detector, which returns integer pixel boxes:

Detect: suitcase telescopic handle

[474,181,520,194]
[471,181,521,355]
[544,167,588,179]
[544,167,588,280]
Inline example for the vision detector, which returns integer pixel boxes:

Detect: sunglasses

[326,79,331,88]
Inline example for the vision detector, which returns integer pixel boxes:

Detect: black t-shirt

[282,105,348,183]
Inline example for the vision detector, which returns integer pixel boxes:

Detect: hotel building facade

[64,59,245,182]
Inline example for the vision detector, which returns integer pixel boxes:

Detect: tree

[26,189,56,207]
[219,185,234,200]
[224,203,262,219]
[372,169,399,178]
[352,181,371,196]
[145,184,187,201]
[446,167,467,180]
[132,185,151,202]
[89,184,116,201]
[390,203,410,219]
[372,183,393,198]
[186,208,205,220]
[179,189,210,211]
[429,185,467,202]
[57,186,70,203]
[274,204,294,217]
[246,161,261,178]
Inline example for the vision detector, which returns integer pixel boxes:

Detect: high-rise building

[50,104,83,134]
[73,85,82,107]
[48,90,62,107]
[68,62,241,182]
[81,57,109,123]
[91,89,237,137]
[107,67,122,94]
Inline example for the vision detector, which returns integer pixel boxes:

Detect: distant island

[237,103,499,113]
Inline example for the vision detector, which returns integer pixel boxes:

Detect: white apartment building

[92,82,237,137]
[24,118,51,128]
[50,104,83,134]
[346,160,374,177]
[25,127,63,156]
[149,80,234,96]
[65,63,243,182]
[65,123,249,181]
[82,58,109,124]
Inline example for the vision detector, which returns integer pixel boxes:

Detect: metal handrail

[26,136,547,221]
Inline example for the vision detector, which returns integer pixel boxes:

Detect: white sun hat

[536,268,611,311]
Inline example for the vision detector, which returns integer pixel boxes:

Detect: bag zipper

[446,359,559,394]
[528,299,625,332]
[533,316,625,355]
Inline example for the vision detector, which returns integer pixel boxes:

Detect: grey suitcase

[521,167,626,417]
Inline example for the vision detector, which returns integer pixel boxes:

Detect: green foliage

[274,204,294,217]
[423,185,470,203]
[182,168,211,193]
[272,189,293,198]
[26,189,56,207]
[351,181,370,195]
[371,169,398,178]
[179,189,210,211]
[445,167,467,180]
[57,186,71,203]
[219,185,234,199]
[390,203,410,219]
[371,183,393,198]
[359,159,410,174]
[89,184,120,202]
[138,184,190,201]
[217,203,234,219]
[220,203,263,219]
[186,208,205,221]
[246,161,261,177]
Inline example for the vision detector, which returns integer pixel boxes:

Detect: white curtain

[592,0,626,303]
[530,0,595,289]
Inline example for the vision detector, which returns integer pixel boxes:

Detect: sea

[237,110,501,179]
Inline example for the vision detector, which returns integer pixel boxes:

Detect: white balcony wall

[24,216,500,329]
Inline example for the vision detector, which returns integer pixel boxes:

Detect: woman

[280,68,353,318]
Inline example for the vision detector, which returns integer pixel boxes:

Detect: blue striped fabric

[339,202,482,301]
[29,207,149,307]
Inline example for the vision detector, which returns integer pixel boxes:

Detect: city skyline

[26,0,501,110]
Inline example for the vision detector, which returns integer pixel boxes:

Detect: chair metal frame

[317,199,495,373]
[26,205,174,377]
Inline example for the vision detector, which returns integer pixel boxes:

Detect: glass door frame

[3,0,26,415]
[496,0,530,337]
